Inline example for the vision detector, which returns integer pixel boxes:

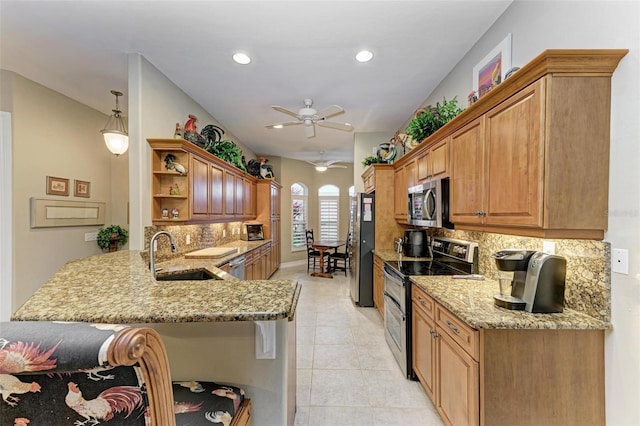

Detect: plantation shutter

[292,198,306,250]
[319,196,339,240]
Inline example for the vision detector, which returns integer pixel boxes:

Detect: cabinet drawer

[412,285,435,320]
[436,305,479,360]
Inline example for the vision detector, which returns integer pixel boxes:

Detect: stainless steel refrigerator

[351,193,375,306]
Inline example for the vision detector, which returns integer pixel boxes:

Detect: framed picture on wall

[74,180,91,198]
[46,176,69,196]
[473,33,512,98]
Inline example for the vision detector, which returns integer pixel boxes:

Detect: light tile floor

[271,263,444,426]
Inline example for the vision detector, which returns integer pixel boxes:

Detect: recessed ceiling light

[273,124,283,129]
[355,50,374,63]
[232,52,251,65]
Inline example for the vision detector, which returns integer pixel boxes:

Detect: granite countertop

[411,276,609,330]
[12,241,300,324]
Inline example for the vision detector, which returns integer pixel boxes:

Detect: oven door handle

[383,265,405,285]
[383,291,405,319]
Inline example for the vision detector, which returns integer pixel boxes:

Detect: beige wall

[2,70,124,311]
[277,157,354,264]
[128,54,257,249]
[353,131,393,193]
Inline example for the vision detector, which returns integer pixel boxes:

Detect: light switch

[612,248,629,275]
[186,235,191,245]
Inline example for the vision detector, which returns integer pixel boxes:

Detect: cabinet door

[191,156,210,219]
[413,302,436,402]
[209,164,224,216]
[430,138,449,179]
[373,256,385,318]
[406,160,418,188]
[484,80,544,227]
[245,180,256,218]
[235,177,244,216]
[450,118,485,224]
[394,167,408,222]
[225,172,236,215]
[437,328,479,426]
[417,151,430,182]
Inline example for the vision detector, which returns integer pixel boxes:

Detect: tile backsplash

[143,222,244,262]
[443,229,611,322]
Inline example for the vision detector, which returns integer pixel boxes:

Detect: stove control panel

[432,237,478,264]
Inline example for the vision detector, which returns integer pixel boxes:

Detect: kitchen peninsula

[12,244,300,426]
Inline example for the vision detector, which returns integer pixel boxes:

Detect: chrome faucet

[149,231,178,279]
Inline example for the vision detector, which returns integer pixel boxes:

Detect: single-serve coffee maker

[492,249,567,313]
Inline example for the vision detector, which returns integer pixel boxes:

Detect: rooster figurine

[65,381,143,425]
[164,154,187,176]
[259,157,274,179]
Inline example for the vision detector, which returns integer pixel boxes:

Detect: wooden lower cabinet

[373,255,384,318]
[437,327,479,426]
[412,285,605,426]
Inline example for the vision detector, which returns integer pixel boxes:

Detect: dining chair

[306,229,328,273]
[329,232,352,276]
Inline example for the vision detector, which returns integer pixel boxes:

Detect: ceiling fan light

[355,50,374,63]
[315,166,328,172]
[273,124,283,129]
[232,52,251,65]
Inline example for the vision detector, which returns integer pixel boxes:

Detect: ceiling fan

[306,152,348,172]
[265,98,353,138]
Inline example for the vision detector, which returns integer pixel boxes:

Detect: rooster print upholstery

[172,381,245,426]
[0,322,148,425]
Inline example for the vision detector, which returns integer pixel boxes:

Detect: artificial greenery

[405,97,463,142]
[362,155,385,167]
[205,139,247,172]
[97,225,129,251]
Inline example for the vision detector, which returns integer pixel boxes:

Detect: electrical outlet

[186,235,191,245]
[542,241,556,255]
[372,147,378,154]
[223,229,226,238]
[84,232,97,242]
[612,248,629,274]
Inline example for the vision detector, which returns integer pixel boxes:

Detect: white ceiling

[0,0,512,163]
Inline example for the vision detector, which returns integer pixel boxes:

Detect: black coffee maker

[492,249,567,313]
[403,230,430,257]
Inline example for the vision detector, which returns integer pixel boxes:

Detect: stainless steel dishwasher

[228,255,245,280]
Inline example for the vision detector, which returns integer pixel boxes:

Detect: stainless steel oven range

[382,236,478,378]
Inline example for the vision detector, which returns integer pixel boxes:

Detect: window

[318,185,340,240]
[291,183,307,251]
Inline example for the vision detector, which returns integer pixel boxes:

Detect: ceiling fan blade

[328,165,348,169]
[265,121,302,129]
[272,106,300,118]
[305,123,315,138]
[305,160,320,167]
[315,105,344,119]
[317,121,354,132]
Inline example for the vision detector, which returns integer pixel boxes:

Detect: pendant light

[101,90,129,156]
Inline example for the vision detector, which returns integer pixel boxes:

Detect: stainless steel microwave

[407,178,452,228]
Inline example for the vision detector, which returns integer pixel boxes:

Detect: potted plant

[97,225,129,252]
[205,139,247,172]
[362,155,386,167]
[405,97,463,143]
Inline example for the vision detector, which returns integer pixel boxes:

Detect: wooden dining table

[310,240,346,279]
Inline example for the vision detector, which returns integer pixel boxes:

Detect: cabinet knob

[430,330,438,339]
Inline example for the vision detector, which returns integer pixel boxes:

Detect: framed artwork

[473,33,512,98]
[46,176,69,196]
[74,180,90,198]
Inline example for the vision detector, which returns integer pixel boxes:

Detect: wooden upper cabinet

[417,151,430,182]
[484,79,544,227]
[394,166,408,222]
[209,163,224,216]
[450,118,485,225]
[429,138,449,179]
[362,165,375,193]
[148,138,258,224]
[191,155,209,219]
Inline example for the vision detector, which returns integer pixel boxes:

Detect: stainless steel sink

[155,269,221,281]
